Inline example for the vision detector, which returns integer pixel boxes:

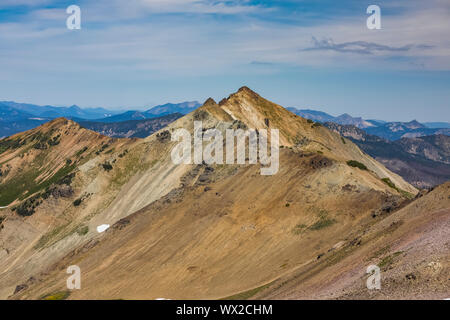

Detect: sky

[0,0,449,122]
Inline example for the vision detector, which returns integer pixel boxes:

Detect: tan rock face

[3,87,440,301]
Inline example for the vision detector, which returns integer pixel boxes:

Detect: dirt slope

[252,183,450,300]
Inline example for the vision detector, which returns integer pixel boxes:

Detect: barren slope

[252,183,450,300]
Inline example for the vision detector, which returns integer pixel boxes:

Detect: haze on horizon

[0,0,449,122]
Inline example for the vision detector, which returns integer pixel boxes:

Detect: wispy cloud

[303,37,434,55]
[137,0,264,14]
[250,61,275,65]
[0,0,51,8]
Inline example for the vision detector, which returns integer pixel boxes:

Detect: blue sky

[0,0,449,121]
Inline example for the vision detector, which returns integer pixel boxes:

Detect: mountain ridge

[288,107,450,140]
[78,113,184,138]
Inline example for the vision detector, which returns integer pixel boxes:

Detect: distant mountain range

[145,101,201,117]
[1,100,448,146]
[0,101,116,120]
[364,121,450,140]
[424,122,450,129]
[0,101,120,138]
[325,122,450,188]
[288,107,450,140]
[287,108,376,128]
[78,113,184,138]
[0,101,200,138]
[90,101,200,123]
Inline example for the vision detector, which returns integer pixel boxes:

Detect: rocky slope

[1,87,423,300]
[252,183,450,300]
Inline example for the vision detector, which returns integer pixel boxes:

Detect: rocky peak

[203,97,217,107]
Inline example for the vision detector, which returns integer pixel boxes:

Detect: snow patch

[96,224,110,233]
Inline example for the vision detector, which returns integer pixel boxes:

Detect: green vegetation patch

[76,146,88,157]
[347,160,368,171]
[41,291,71,300]
[0,137,26,155]
[221,282,274,300]
[34,223,69,250]
[309,209,336,231]
[110,147,152,187]
[76,225,89,236]
[0,163,76,208]
[55,172,76,187]
[0,170,37,206]
[379,251,403,269]
[293,209,337,235]
[399,190,414,199]
[381,178,414,199]
[96,143,110,155]
[32,131,61,150]
[24,164,75,199]
[309,217,336,230]
[292,223,307,235]
[370,245,391,260]
[381,177,396,189]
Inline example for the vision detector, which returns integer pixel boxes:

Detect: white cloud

[137,0,261,14]
[30,8,66,21]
